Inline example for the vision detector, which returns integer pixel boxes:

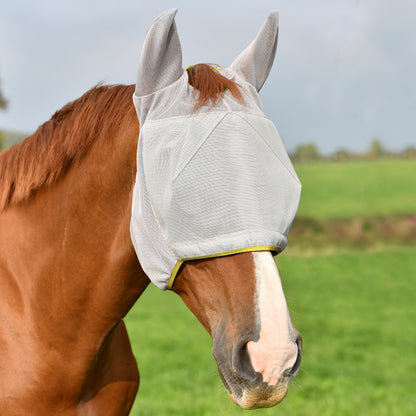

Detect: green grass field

[125,159,416,415]
[296,159,416,218]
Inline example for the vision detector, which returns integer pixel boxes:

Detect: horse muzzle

[213,330,302,409]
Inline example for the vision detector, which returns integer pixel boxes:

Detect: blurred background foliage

[0,70,7,151]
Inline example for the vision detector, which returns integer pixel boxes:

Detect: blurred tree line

[291,139,416,162]
[0,68,7,151]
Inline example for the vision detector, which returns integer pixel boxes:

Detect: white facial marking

[247,252,298,386]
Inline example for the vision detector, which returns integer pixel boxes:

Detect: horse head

[131,9,302,409]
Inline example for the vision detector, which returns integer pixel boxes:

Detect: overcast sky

[1,0,415,154]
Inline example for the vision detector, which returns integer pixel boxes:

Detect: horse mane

[186,64,243,109]
[0,84,136,211]
[0,64,240,212]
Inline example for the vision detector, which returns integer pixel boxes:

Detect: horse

[0,9,302,415]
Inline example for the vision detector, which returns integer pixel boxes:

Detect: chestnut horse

[0,11,301,415]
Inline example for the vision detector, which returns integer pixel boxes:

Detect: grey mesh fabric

[130,9,301,290]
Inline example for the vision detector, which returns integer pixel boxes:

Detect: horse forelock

[0,84,136,211]
[186,64,243,109]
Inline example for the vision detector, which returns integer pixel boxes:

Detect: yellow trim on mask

[167,245,281,290]
[184,66,221,70]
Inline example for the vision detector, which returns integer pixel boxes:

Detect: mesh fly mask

[130,10,301,289]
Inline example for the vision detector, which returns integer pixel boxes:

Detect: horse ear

[229,12,279,92]
[135,9,184,96]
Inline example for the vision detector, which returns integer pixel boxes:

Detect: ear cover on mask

[135,8,184,97]
[229,12,279,91]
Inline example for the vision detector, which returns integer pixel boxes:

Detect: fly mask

[130,9,301,290]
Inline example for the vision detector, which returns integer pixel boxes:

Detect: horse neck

[0,111,148,346]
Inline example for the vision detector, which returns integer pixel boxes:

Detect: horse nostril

[232,339,258,382]
[288,333,302,378]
